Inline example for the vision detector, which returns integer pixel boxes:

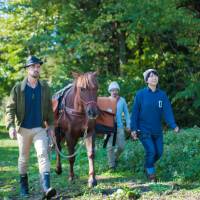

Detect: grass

[1,126,200,199]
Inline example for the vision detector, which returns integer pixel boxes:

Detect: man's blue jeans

[139,134,163,175]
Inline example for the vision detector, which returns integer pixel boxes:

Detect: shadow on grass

[0,128,8,139]
[2,128,200,199]
[0,146,19,167]
[3,171,200,200]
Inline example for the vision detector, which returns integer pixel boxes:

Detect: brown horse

[53,72,99,187]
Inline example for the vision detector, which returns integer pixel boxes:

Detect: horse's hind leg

[85,132,97,187]
[55,127,62,175]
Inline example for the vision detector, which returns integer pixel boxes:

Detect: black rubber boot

[20,174,29,197]
[41,172,56,199]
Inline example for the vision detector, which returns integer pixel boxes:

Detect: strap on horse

[111,97,120,147]
[53,83,73,112]
[103,122,117,148]
[98,122,117,148]
[112,122,117,147]
[53,84,73,99]
[53,83,73,131]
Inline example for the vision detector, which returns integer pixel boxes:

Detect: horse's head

[73,72,99,120]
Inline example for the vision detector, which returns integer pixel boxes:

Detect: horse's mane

[75,72,98,89]
[64,72,98,112]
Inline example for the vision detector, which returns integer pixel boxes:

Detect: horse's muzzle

[86,106,99,120]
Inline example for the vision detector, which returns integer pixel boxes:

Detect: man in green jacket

[6,55,56,199]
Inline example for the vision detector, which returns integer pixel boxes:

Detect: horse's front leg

[67,139,77,181]
[85,132,97,187]
[55,127,62,175]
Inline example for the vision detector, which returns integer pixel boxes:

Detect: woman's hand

[174,126,180,133]
[131,131,138,140]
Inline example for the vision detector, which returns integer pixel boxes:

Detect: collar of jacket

[20,78,45,91]
[146,87,159,93]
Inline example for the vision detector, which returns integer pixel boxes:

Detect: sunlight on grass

[0,139,18,147]
[1,127,200,199]
[0,166,18,172]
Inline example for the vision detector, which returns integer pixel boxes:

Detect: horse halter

[77,88,98,120]
[77,87,98,106]
[81,99,97,106]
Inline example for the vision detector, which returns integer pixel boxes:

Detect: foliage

[0,0,200,126]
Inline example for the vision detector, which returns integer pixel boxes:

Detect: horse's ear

[93,71,98,76]
[72,72,80,79]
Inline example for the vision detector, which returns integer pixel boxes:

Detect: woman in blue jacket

[130,69,179,182]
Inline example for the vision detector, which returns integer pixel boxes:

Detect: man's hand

[46,127,55,138]
[46,127,55,149]
[174,126,180,133]
[9,127,17,140]
[131,131,138,140]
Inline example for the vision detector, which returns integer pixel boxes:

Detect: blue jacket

[130,87,177,135]
[116,97,130,129]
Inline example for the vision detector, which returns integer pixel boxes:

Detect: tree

[0,0,200,126]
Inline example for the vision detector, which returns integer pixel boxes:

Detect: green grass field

[1,127,200,199]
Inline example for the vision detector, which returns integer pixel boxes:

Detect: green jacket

[6,78,54,131]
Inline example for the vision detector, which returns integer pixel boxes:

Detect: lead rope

[48,127,88,159]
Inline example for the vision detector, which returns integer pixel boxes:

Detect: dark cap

[25,55,43,67]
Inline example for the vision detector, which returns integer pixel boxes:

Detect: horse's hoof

[88,179,97,188]
[55,167,62,175]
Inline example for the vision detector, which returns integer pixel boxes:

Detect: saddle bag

[95,97,117,135]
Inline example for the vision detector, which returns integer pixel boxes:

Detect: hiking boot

[20,174,29,197]
[41,172,56,199]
